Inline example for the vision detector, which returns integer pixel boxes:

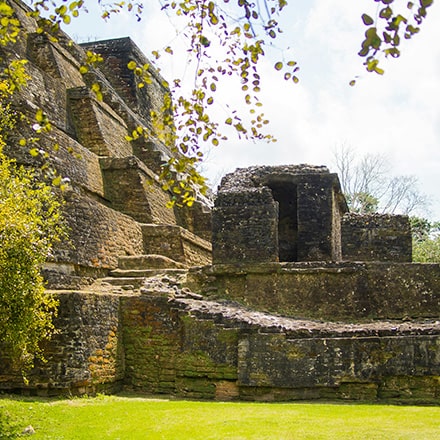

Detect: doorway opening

[268,181,298,262]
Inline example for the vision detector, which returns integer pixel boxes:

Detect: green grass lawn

[1,394,439,439]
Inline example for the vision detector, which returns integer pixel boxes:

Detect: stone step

[91,277,147,291]
[109,268,187,278]
[118,254,186,270]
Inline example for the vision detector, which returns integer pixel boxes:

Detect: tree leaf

[127,61,137,70]
[361,14,374,26]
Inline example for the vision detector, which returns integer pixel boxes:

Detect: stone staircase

[84,220,212,293]
[93,253,188,291]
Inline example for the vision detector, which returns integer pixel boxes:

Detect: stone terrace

[1,0,439,404]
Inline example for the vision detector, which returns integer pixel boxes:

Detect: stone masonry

[212,165,348,263]
[0,0,439,404]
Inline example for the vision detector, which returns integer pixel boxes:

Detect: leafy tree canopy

[411,216,440,262]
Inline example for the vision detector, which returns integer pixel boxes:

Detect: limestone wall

[1,288,438,402]
[0,292,124,396]
[142,224,212,267]
[212,187,279,264]
[118,293,440,403]
[80,37,170,129]
[121,295,238,398]
[5,0,212,279]
[173,201,213,243]
[212,165,348,264]
[6,125,105,197]
[295,173,340,261]
[55,190,144,271]
[342,213,412,262]
[100,157,176,225]
[67,87,133,158]
[238,331,440,401]
[187,262,440,321]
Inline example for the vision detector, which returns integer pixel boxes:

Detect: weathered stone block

[80,37,169,126]
[213,187,279,263]
[67,87,133,158]
[213,165,348,264]
[0,291,124,395]
[188,262,440,320]
[100,156,176,225]
[142,224,212,267]
[173,199,213,242]
[120,295,181,394]
[342,213,412,262]
[238,333,440,389]
[55,189,144,271]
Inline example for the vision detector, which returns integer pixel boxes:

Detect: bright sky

[62,0,440,219]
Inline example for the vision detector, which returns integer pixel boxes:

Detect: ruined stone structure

[213,165,348,263]
[342,212,412,262]
[3,1,212,288]
[213,165,412,264]
[1,0,439,403]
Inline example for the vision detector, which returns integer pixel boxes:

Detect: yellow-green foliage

[0,144,65,369]
[0,1,66,370]
[411,216,440,263]
[413,232,440,263]
[413,238,440,263]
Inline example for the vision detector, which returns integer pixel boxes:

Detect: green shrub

[411,216,440,263]
[0,146,65,371]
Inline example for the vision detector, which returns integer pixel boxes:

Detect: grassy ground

[1,394,439,439]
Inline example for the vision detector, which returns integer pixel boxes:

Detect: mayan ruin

[0,0,439,404]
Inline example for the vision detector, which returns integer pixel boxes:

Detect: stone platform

[1,269,438,403]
